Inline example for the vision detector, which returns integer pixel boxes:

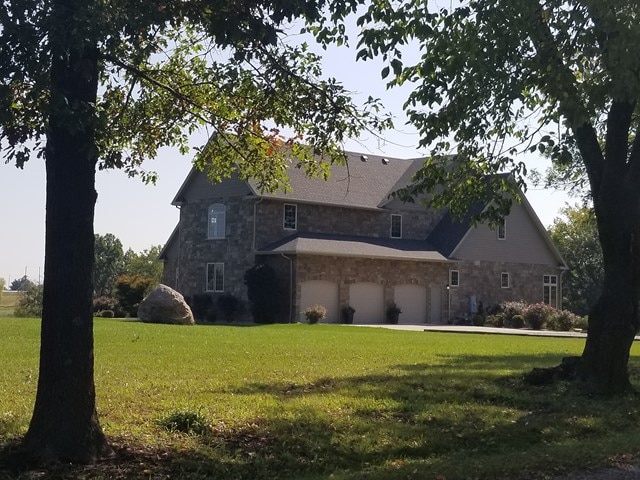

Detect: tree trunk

[580,174,640,394]
[22,0,112,463]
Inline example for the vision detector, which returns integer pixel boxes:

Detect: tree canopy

[548,205,603,316]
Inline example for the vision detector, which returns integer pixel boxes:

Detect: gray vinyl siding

[182,171,252,201]
[452,202,558,266]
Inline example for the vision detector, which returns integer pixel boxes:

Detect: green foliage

[508,314,525,329]
[548,206,603,316]
[385,302,402,324]
[157,408,210,436]
[9,276,35,292]
[304,304,327,324]
[13,284,43,318]
[123,246,163,286]
[0,278,5,297]
[216,294,240,323]
[546,310,582,332]
[244,264,280,324]
[99,310,115,318]
[341,305,355,324]
[187,294,216,323]
[524,304,553,331]
[114,275,154,317]
[94,233,125,296]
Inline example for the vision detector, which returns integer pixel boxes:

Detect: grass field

[0,292,21,317]
[2,318,640,479]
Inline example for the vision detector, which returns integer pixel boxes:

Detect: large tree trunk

[580,168,640,394]
[22,0,112,463]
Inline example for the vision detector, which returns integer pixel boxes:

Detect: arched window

[208,204,226,239]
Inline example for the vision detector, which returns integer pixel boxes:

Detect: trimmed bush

[547,309,582,331]
[244,264,280,324]
[507,314,525,329]
[472,314,485,326]
[304,304,327,324]
[99,310,115,318]
[217,294,240,322]
[115,275,154,317]
[485,314,504,328]
[341,305,355,324]
[187,293,215,323]
[524,303,555,330]
[93,296,117,313]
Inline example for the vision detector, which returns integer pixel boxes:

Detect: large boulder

[138,284,195,325]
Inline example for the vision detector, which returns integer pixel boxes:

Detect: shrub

[341,305,355,324]
[500,301,528,324]
[472,314,485,326]
[485,314,504,328]
[507,314,525,329]
[574,315,589,331]
[244,264,280,324]
[386,302,402,324]
[157,408,210,435]
[93,296,117,313]
[524,303,555,330]
[14,284,43,318]
[217,294,240,322]
[304,304,327,324]
[547,309,582,331]
[114,275,154,317]
[187,294,215,323]
[99,310,115,318]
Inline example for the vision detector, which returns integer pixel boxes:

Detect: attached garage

[349,282,384,324]
[394,284,427,324]
[300,280,339,323]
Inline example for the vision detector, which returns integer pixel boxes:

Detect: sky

[0,23,573,287]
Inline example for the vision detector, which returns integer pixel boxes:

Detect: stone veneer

[447,260,565,320]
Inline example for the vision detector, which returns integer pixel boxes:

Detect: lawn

[2,318,640,480]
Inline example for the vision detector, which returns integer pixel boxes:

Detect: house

[159,151,567,324]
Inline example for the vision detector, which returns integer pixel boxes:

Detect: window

[497,219,506,240]
[206,263,224,292]
[208,204,226,239]
[390,214,402,238]
[449,270,460,287]
[543,274,558,308]
[501,272,510,289]
[283,204,297,230]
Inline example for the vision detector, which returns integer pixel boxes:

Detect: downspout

[281,253,293,323]
[252,197,264,253]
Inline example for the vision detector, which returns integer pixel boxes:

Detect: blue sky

[0,24,572,286]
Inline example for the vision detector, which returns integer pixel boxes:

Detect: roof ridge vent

[360,155,368,162]
[381,158,389,165]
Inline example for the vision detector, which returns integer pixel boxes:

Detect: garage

[394,285,427,324]
[300,280,339,323]
[349,282,384,324]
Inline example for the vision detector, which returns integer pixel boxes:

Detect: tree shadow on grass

[3,353,640,479]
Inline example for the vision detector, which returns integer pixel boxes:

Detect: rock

[138,284,195,325]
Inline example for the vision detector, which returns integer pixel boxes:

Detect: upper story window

[497,219,506,240]
[390,214,402,238]
[283,204,297,230]
[501,272,510,289]
[449,270,460,287]
[208,203,226,239]
[206,262,224,292]
[543,274,558,308]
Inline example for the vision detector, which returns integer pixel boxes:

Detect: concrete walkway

[353,323,592,338]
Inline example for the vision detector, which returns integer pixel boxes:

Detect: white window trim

[501,272,510,289]
[449,270,460,287]
[390,214,402,239]
[206,262,224,292]
[543,274,558,307]
[283,203,297,230]
[207,203,226,240]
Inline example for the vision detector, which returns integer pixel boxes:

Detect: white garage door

[349,283,384,324]
[300,280,339,323]
[394,285,427,324]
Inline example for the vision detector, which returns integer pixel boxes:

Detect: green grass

[2,318,640,479]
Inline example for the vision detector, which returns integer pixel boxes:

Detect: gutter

[281,253,294,323]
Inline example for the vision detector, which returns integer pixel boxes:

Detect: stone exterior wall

[294,255,450,323]
[175,196,257,306]
[255,199,439,247]
[448,260,565,320]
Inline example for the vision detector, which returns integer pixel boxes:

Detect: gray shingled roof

[248,151,422,210]
[427,202,487,256]
[258,232,450,262]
